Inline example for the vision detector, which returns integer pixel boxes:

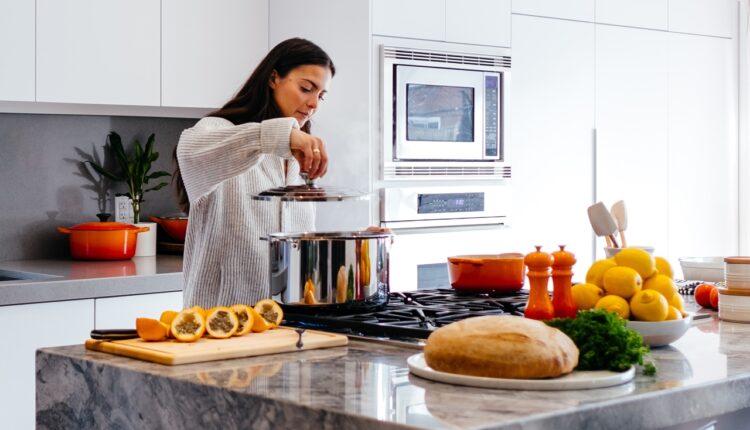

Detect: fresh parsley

[545,309,650,372]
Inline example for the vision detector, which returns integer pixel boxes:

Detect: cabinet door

[36,0,160,106]
[596,0,668,30]
[0,0,34,101]
[162,0,268,108]
[595,26,669,260]
[669,0,735,38]
[512,0,594,22]
[510,15,596,272]
[372,0,445,41]
[0,300,94,429]
[446,0,511,47]
[95,291,183,329]
[668,33,738,271]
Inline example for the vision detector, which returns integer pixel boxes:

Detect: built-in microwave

[381,45,511,180]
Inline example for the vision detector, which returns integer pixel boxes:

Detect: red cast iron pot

[149,215,188,243]
[57,221,150,260]
[447,253,526,292]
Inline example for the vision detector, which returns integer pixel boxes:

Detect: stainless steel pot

[268,231,393,312]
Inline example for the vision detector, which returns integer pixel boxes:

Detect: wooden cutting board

[85,327,348,365]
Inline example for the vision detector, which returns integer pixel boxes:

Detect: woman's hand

[290,128,328,180]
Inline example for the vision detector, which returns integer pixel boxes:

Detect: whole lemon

[595,295,630,319]
[614,248,656,279]
[602,266,643,299]
[643,274,677,303]
[670,293,687,317]
[630,290,669,321]
[666,306,683,320]
[585,259,618,287]
[571,283,604,310]
[655,256,674,279]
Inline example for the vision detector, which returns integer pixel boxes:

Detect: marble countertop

[0,255,182,306]
[36,311,750,429]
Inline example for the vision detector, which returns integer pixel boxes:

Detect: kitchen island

[36,313,750,429]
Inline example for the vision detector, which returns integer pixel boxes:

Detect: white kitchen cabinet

[512,0,595,22]
[595,25,669,260]
[162,0,268,108]
[445,0,511,47]
[36,0,160,106]
[596,0,668,30]
[668,33,738,269]
[372,0,445,41]
[94,291,183,329]
[509,15,596,273]
[0,300,94,430]
[669,0,735,38]
[0,0,34,101]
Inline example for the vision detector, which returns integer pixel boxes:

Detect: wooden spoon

[610,200,628,248]
[587,202,620,248]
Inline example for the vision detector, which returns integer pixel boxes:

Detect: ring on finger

[312,148,321,153]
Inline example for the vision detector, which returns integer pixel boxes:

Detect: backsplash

[0,113,197,261]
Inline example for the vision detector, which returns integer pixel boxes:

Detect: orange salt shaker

[523,245,554,320]
[552,245,578,319]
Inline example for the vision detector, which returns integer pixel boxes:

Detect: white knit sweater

[176,116,314,308]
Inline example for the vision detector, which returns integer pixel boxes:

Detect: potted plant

[87,131,171,223]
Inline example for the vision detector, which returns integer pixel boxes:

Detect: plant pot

[134,222,157,257]
[57,221,149,260]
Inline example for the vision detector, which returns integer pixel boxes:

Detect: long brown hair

[173,38,336,213]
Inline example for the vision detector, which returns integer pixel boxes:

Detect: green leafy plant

[87,131,171,223]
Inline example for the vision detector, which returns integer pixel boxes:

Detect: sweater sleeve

[176,116,299,203]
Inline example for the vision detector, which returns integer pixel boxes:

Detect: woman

[174,38,335,308]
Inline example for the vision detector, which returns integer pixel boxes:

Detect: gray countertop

[0,255,182,306]
[36,312,750,429]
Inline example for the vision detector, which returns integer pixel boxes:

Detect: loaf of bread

[424,315,579,379]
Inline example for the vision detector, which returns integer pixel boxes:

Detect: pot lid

[155,213,188,220]
[67,221,142,231]
[268,230,392,240]
[252,173,368,202]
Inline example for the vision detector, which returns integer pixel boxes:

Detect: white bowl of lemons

[627,316,692,347]
[574,247,692,347]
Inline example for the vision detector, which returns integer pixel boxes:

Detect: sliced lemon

[205,306,239,339]
[170,308,206,342]
[254,299,284,327]
[230,304,254,336]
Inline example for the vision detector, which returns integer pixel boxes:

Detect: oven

[381,45,511,180]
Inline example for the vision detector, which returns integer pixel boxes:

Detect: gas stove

[283,289,529,346]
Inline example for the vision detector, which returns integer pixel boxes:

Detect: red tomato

[694,283,715,309]
[710,287,719,310]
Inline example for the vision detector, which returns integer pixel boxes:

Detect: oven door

[394,65,496,161]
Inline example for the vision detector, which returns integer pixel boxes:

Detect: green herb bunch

[87,131,171,223]
[546,309,650,372]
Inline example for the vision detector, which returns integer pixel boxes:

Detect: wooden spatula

[587,202,620,248]
[610,200,628,248]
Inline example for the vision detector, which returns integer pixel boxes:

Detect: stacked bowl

[719,257,750,323]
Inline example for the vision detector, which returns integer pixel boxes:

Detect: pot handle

[448,257,484,266]
[57,226,72,234]
[135,226,150,233]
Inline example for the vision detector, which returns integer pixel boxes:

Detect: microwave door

[394,65,485,161]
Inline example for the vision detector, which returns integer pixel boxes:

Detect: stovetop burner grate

[283,288,529,340]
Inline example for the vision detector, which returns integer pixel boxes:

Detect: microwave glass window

[406,84,474,142]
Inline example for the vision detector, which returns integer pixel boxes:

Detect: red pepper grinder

[551,245,578,318]
[523,245,554,320]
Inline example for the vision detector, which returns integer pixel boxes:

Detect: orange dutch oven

[447,253,526,292]
[57,222,150,260]
[149,215,188,243]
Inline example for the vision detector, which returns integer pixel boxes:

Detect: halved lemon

[230,304,254,336]
[136,317,170,341]
[170,308,206,342]
[254,299,284,328]
[205,306,239,338]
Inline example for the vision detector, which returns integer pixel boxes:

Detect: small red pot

[57,222,150,260]
[149,215,188,243]
[447,253,526,292]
